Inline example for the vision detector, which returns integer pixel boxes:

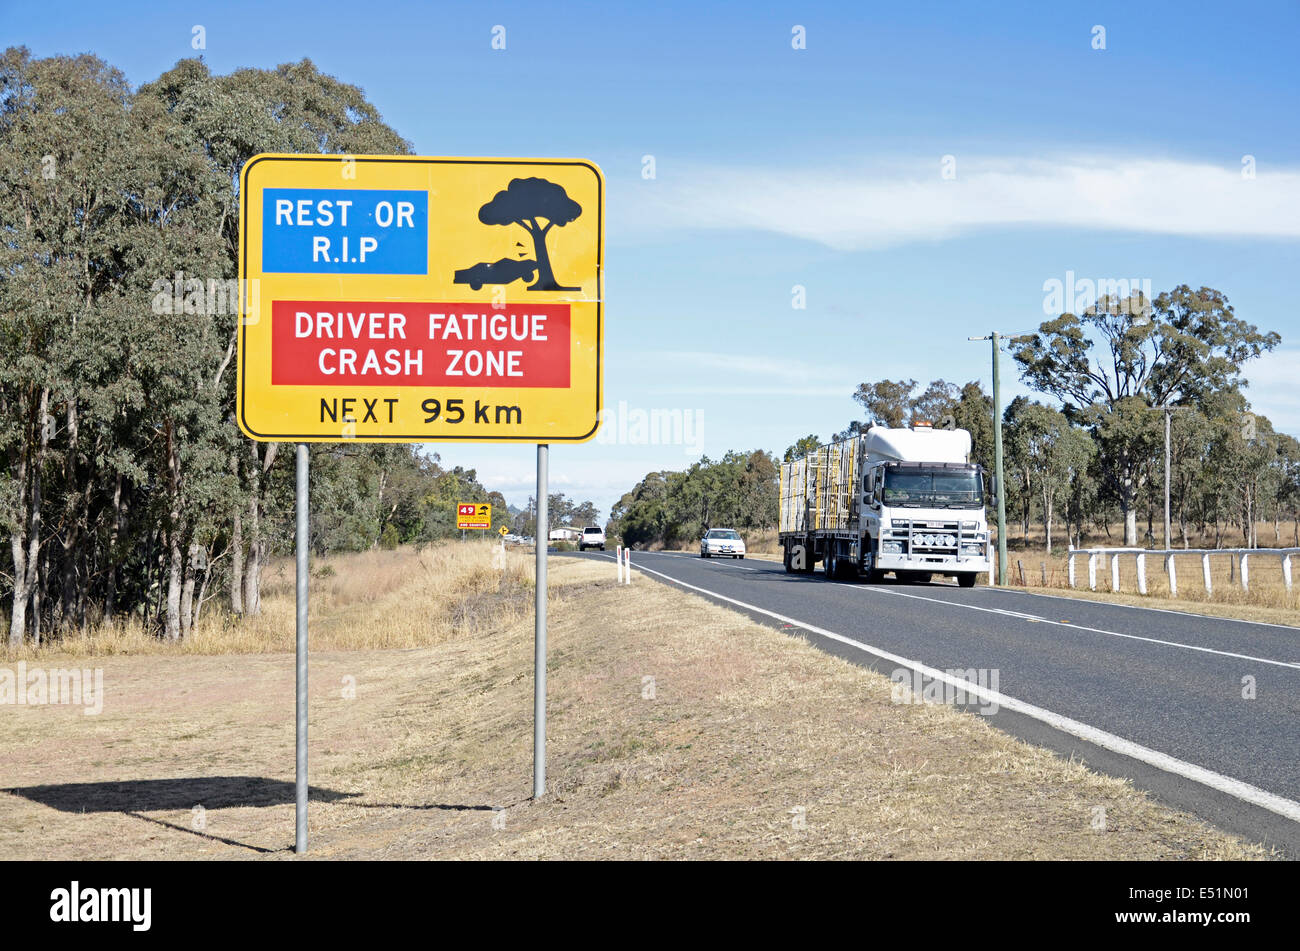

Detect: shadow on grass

[8,776,356,813]
[6,777,506,853]
[8,776,359,854]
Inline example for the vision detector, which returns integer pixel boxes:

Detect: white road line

[628,552,1299,667]
[624,557,1300,826]
[988,585,1300,632]
[856,586,1300,670]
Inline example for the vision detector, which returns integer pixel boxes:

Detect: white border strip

[619,555,1300,825]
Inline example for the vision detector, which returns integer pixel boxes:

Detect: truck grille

[891,520,961,551]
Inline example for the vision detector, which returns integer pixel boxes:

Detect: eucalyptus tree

[1003,400,1096,553]
[1013,286,1279,545]
[137,57,412,617]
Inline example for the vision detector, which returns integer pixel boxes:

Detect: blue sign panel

[261,188,428,274]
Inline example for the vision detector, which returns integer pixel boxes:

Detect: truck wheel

[957,573,978,588]
[783,546,794,573]
[824,553,840,579]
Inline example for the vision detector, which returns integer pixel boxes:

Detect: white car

[579,526,606,551]
[700,528,746,559]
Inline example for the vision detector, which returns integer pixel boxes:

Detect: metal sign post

[295,443,309,854]
[534,445,548,798]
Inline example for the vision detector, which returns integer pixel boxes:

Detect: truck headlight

[960,542,983,554]
[882,540,903,554]
[961,521,979,531]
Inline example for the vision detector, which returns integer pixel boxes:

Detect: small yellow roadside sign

[237,155,604,443]
[499,525,509,536]
[457,502,492,530]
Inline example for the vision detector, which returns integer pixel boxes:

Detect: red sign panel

[271,301,571,388]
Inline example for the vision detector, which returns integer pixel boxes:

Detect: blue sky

[8,0,1300,517]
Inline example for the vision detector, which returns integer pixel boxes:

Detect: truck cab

[861,459,990,586]
[779,423,992,587]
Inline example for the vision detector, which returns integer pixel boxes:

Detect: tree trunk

[9,388,50,646]
[180,540,200,637]
[525,221,578,292]
[8,420,30,647]
[105,473,124,620]
[60,398,82,634]
[1041,486,1054,556]
[142,527,155,632]
[164,420,183,640]
[1122,494,1138,546]
[244,485,262,619]
[243,441,278,618]
[9,527,28,646]
[230,454,244,615]
[32,541,46,646]
[165,529,183,640]
[195,543,214,623]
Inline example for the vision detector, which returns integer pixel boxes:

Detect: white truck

[778,424,992,587]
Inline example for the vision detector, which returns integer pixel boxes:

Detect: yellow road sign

[237,155,604,443]
[499,526,509,537]
[457,502,492,530]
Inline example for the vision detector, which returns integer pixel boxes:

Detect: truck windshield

[883,468,983,509]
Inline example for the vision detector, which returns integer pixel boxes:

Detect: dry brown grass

[1,540,541,661]
[0,545,1270,860]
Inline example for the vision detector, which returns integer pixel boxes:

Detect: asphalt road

[565,548,1300,856]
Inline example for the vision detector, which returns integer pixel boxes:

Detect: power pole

[970,330,1036,586]
[991,333,1008,586]
[1158,403,1186,550]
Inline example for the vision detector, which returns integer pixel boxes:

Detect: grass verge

[0,545,1271,859]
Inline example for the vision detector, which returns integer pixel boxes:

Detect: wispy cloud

[618,156,1300,250]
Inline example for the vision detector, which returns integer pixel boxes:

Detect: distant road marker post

[238,154,604,846]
